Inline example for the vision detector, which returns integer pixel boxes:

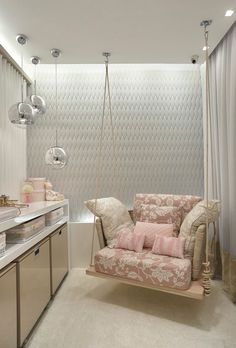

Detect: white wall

[0,55,27,199]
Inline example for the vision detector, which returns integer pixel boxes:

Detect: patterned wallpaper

[27,64,203,221]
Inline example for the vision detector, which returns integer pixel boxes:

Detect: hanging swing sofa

[85,21,220,300]
[86,194,220,300]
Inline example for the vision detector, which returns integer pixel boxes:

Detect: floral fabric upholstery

[134,194,202,222]
[94,247,191,290]
[139,204,182,235]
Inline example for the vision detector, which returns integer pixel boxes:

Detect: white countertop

[0,200,69,233]
[0,200,69,271]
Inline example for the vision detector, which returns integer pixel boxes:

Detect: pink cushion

[152,236,186,259]
[139,204,182,235]
[134,222,174,248]
[116,228,145,253]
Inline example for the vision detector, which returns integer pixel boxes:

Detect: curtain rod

[0,43,32,86]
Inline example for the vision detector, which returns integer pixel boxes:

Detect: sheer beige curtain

[207,23,236,302]
[0,54,27,199]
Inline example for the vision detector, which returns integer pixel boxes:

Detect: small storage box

[0,233,6,257]
[0,207,19,222]
[6,216,45,244]
[45,207,64,226]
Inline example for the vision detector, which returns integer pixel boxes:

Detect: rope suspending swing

[200,19,212,296]
[90,52,116,266]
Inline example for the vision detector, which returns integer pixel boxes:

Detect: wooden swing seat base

[86,266,204,300]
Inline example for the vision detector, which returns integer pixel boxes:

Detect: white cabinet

[16,239,51,346]
[0,264,17,348]
[50,224,68,295]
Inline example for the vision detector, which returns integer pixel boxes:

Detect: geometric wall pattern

[27,64,203,221]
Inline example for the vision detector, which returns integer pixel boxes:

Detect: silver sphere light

[25,56,46,115]
[45,48,68,169]
[26,94,47,115]
[8,102,36,125]
[45,146,68,169]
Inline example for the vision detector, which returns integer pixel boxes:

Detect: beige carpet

[27,269,236,348]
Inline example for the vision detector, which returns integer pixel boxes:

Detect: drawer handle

[34,248,40,256]
[59,230,62,235]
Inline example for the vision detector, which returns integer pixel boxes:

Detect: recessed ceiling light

[225,9,234,17]
[203,46,209,51]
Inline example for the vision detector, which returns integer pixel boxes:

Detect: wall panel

[27,64,203,221]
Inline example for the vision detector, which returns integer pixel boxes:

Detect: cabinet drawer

[17,238,51,346]
[0,264,17,348]
[50,225,68,295]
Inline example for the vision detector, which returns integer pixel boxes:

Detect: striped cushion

[152,236,186,259]
[134,222,174,248]
[116,228,145,253]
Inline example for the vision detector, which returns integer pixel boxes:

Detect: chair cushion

[134,221,174,248]
[139,204,182,235]
[134,194,202,222]
[179,200,220,259]
[85,197,134,247]
[95,247,191,290]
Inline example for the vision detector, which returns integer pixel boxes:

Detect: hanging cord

[34,63,37,95]
[201,20,212,296]
[20,47,24,102]
[55,57,58,147]
[90,59,107,266]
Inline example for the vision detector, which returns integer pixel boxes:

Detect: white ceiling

[0,0,235,64]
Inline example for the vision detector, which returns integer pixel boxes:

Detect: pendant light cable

[34,63,37,95]
[55,56,58,147]
[20,47,24,103]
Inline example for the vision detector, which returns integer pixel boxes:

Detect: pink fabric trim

[134,222,174,248]
[116,229,145,253]
[152,236,186,259]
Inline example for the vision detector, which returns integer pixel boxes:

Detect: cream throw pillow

[179,200,220,259]
[85,197,134,247]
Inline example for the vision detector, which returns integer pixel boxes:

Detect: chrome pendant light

[8,34,36,125]
[45,49,68,169]
[25,56,46,114]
